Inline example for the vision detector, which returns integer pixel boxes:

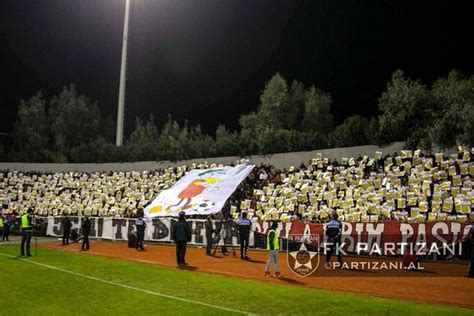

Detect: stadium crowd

[1,148,473,224]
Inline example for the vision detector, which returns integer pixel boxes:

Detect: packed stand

[233,148,474,223]
[0,148,473,224]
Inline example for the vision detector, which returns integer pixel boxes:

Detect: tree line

[1,70,472,163]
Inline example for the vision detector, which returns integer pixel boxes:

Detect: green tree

[239,74,335,154]
[258,73,298,129]
[302,86,334,135]
[9,92,51,162]
[100,115,116,143]
[257,127,298,154]
[239,112,263,155]
[189,125,216,158]
[330,115,371,147]
[126,115,160,161]
[366,116,380,145]
[430,70,474,149]
[214,125,240,156]
[157,116,185,161]
[49,84,101,158]
[378,70,432,148]
[289,80,306,129]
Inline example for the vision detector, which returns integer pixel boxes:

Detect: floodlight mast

[116,0,130,146]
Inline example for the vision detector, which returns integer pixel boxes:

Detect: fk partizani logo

[287,234,320,277]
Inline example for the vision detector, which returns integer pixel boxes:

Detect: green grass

[0,244,471,316]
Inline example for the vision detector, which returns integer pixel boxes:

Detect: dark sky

[0,0,472,136]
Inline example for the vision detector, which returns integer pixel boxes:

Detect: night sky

[0,0,472,136]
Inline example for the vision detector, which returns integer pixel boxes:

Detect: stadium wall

[0,143,408,173]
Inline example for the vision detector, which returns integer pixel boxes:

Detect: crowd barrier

[45,216,471,256]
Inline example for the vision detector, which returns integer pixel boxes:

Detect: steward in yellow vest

[264,221,282,278]
[20,208,33,257]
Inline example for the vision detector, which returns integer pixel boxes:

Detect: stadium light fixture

[116,0,130,146]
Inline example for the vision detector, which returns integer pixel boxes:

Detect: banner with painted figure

[144,164,254,217]
[46,216,245,246]
[46,216,471,256]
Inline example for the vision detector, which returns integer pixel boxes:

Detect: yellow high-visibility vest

[266,229,279,250]
[21,214,31,229]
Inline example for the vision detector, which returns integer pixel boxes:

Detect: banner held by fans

[144,164,255,217]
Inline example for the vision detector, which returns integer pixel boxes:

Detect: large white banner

[144,164,254,217]
[45,216,264,246]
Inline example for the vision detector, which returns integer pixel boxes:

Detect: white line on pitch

[0,252,256,315]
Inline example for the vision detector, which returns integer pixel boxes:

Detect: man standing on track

[467,225,474,278]
[62,213,72,245]
[134,211,146,251]
[20,208,33,257]
[2,214,10,242]
[81,216,91,251]
[325,213,343,267]
[237,212,251,259]
[173,211,191,266]
[264,221,282,278]
[205,215,215,256]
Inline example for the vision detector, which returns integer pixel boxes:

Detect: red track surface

[45,241,474,308]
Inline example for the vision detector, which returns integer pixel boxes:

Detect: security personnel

[20,208,33,257]
[264,221,281,278]
[173,211,191,266]
[2,215,11,242]
[134,211,146,250]
[81,216,91,251]
[237,212,252,259]
[325,213,343,266]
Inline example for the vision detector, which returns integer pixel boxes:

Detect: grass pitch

[0,244,471,315]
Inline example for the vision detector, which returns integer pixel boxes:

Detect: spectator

[62,213,72,245]
[81,216,91,251]
[173,211,191,266]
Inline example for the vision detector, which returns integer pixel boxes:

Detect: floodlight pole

[116,0,130,146]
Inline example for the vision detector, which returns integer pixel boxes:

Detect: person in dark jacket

[325,213,343,266]
[81,216,91,251]
[62,213,72,245]
[218,219,229,255]
[2,215,10,242]
[467,225,474,278]
[205,215,215,256]
[134,211,147,250]
[237,212,252,259]
[173,211,191,266]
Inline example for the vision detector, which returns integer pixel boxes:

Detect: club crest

[286,234,320,277]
